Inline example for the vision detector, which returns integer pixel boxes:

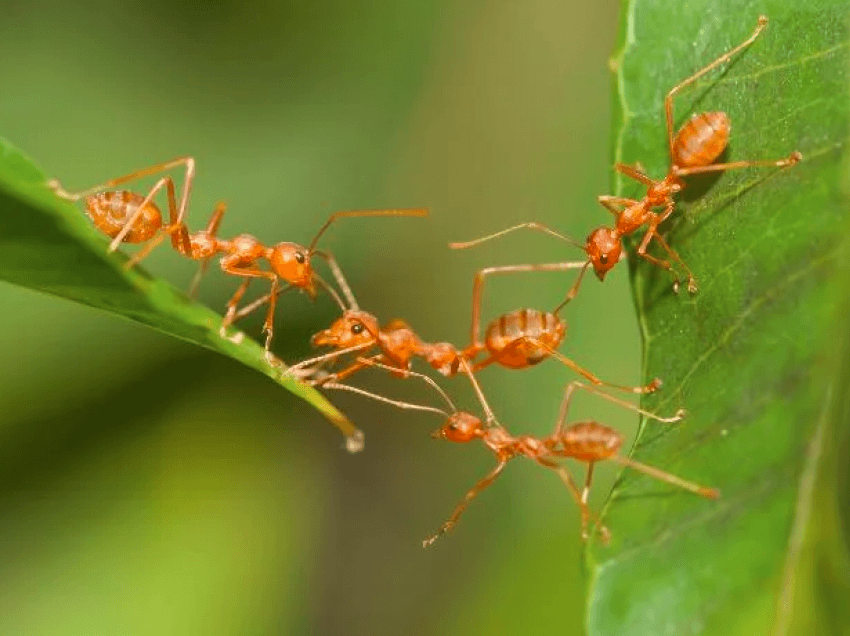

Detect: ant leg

[423,460,508,548]
[349,358,459,412]
[220,279,252,336]
[228,285,295,325]
[613,164,657,188]
[449,222,583,250]
[554,381,682,438]
[312,355,379,385]
[48,156,195,203]
[598,194,641,215]
[323,358,457,417]
[123,189,195,269]
[529,338,661,394]
[665,16,768,159]
[536,458,610,542]
[673,151,801,177]
[581,462,595,525]
[554,261,592,313]
[124,231,171,269]
[609,455,720,499]
[650,230,698,294]
[188,201,228,298]
[221,266,279,361]
[189,261,212,299]
[468,351,497,373]
[636,222,683,292]
[218,266,277,337]
[323,382,452,419]
[468,262,588,347]
[205,201,227,234]
[262,278,281,359]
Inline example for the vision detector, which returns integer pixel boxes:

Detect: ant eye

[295,252,306,264]
[351,323,365,335]
[600,254,609,265]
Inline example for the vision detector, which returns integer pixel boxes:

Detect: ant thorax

[481,426,515,454]
[515,435,550,458]
[377,325,424,369]
[227,234,267,264]
[188,231,220,259]
[614,202,650,235]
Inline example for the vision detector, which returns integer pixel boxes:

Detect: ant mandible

[450,15,801,297]
[423,380,716,547]
[48,157,427,357]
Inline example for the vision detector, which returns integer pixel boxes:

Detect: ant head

[311,310,380,348]
[585,228,622,281]
[269,242,316,298]
[431,412,484,443]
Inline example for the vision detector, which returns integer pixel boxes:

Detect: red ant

[48,157,197,268]
[323,368,713,546]
[287,260,659,415]
[48,158,427,357]
[450,15,801,296]
[422,380,715,547]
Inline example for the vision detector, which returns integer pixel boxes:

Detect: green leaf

[586,2,850,635]
[0,137,363,451]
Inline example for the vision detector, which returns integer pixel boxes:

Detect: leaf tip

[345,429,366,454]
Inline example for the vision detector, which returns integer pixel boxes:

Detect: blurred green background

[0,1,644,634]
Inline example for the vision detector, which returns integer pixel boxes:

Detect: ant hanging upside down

[450,15,800,298]
[48,157,427,358]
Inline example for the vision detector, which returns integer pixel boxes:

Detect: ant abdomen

[85,191,162,243]
[484,309,565,368]
[558,421,621,462]
[673,112,730,168]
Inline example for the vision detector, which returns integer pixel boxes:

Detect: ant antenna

[312,249,359,310]
[307,208,428,254]
[313,273,348,312]
[449,221,585,251]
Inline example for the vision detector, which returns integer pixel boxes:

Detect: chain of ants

[49,16,801,547]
